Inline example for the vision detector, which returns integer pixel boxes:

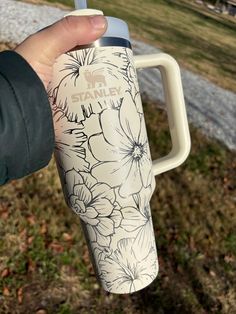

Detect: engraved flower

[89,92,154,198]
[99,238,158,293]
[53,110,89,172]
[120,193,157,262]
[48,47,132,123]
[65,169,122,247]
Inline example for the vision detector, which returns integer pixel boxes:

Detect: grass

[0,99,235,313]
[19,0,236,92]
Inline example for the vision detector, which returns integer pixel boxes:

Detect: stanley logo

[71,68,122,103]
[84,68,107,89]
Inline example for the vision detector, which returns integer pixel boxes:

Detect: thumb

[15,15,107,66]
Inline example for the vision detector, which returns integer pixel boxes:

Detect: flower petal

[137,247,159,279]
[132,276,154,292]
[86,224,97,243]
[115,238,135,262]
[92,156,132,188]
[120,92,141,143]
[65,169,83,195]
[92,198,114,217]
[133,185,155,212]
[110,210,122,228]
[91,183,116,204]
[100,109,130,149]
[139,153,153,188]
[80,215,99,226]
[99,236,158,293]
[55,147,89,173]
[69,195,82,209]
[100,258,133,293]
[119,160,143,198]
[121,207,147,232]
[138,114,148,146]
[94,247,103,264]
[132,220,156,261]
[96,217,115,237]
[73,184,92,205]
[80,172,97,189]
[89,133,123,162]
[96,232,111,247]
[84,206,98,219]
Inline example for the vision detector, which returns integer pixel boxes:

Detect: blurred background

[0,0,235,313]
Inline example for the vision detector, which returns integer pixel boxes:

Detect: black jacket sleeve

[0,51,55,185]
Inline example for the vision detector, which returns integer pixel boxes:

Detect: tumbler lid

[103,17,130,41]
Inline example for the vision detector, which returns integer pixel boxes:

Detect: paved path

[0,0,235,150]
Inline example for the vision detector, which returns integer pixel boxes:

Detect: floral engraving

[65,169,122,247]
[120,206,147,232]
[49,47,136,123]
[53,110,89,172]
[48,46,158,293]
[89,92,153,198]
[99,238,158,293]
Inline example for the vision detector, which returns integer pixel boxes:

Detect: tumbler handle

[134,53,191,176]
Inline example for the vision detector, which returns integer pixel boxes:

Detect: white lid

[103,17,130,41]
[65,10,130,41]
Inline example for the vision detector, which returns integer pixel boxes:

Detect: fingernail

[90,15,107,30]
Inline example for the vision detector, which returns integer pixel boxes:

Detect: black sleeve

[0,50,55,185]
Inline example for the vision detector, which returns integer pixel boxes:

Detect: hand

[14,15,107,89]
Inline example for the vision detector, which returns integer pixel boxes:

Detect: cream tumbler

[48,8,191,294]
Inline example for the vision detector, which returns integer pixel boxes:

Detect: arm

[0,15,107,185]
[0,51,54,184]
